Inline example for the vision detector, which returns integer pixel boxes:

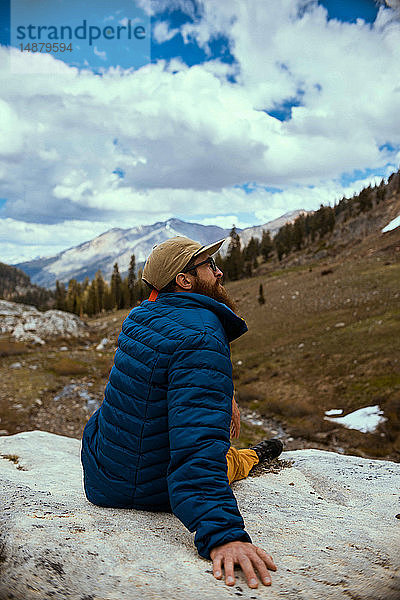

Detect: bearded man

[81,236,283,589]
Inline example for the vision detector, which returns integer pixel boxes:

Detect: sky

[0,0,400,264]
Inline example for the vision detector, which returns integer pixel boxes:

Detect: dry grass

[261,395,315,418]
[50,358,89,376]
[0,339,28,357]
[1,454,19,464]
[0,453,27,470]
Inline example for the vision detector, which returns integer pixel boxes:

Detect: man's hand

[230,395,241,439]
[210,540,277,588]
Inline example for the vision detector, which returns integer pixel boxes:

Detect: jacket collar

[150,292,248,343]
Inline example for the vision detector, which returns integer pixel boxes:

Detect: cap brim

[193,238,225,258]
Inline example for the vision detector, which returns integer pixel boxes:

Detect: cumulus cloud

[1,0,400,262]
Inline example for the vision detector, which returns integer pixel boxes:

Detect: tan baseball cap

[142,236,225,291]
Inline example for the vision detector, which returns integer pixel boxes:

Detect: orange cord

[149,289,159,302]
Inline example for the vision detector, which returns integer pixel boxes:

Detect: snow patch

[382,215,400,233]
[324,405,386,433]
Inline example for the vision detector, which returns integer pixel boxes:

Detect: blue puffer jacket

[81,291,251,559]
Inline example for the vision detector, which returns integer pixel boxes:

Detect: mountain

[15,213,303,289]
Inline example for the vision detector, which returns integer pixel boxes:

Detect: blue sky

[0,0,399,263]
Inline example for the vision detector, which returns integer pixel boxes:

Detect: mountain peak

[14,213,303,289]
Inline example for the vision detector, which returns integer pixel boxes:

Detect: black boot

[250,438,284,463]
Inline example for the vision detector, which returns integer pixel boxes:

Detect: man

[81,236,283,589]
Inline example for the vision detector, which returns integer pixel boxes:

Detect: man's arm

[167,332,251,558]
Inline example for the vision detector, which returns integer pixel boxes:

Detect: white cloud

[93,46,107,60]
[153,20,180,43]
[0,218,106,263]
[1,0,400,262]
[195,215,241,229]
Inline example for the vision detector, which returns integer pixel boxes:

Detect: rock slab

[0,431,399,600]
[0,300,88,344]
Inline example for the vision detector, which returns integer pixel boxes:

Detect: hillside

[228,198,400,460]
[0,262,54,310]
[253,170,400,272]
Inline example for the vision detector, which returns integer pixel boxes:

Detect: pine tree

[357,186,373,212]
[81,276,90,293]
[94,270,105,312]
[128,254,137,306]
[121,277,130,309]
[86,280,97,316]
[376,183,386,204]
[260,230,273,261]
[243,236,259,276]
[274,223,293,259]
[243,237,259,263]
[293,214,306,251]
[66,279,81,315]
[110,262,123,309]
[225,226,244,281]
[103,283,113,312]
[258,283,265,305]
[55,280,66,311]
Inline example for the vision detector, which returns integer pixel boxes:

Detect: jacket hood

[147,292,248,343]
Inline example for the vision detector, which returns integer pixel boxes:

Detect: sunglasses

[184,256,218,273]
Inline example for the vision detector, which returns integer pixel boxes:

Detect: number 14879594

[19,43,73,52]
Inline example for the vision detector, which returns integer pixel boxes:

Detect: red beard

[191,277,237,313]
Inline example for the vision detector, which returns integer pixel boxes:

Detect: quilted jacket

[81,291,251,559]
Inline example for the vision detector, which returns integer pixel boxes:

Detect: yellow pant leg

[226,446,259,484]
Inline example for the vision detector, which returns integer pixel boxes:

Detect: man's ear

[175,272,193,290]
